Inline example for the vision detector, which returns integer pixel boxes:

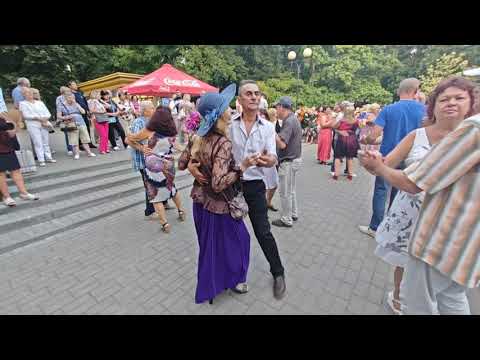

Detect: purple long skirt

[193,202,250,304]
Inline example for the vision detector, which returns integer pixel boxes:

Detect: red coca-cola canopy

[121,64,219,96]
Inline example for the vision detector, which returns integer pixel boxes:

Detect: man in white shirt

[188,80,287,300]
[259,93,268,110]
[226,80,286,300]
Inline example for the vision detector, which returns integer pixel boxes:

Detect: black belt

[241,179,263,184]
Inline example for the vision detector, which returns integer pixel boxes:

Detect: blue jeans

[63,130,73,152]
[368,176,398,231]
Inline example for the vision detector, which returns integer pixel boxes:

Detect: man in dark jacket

[68,80,96,149]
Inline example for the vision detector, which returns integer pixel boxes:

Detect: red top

[338,119,358,134]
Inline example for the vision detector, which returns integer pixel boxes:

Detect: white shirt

[19,100,51,127]
[259,97,268,110]
[229,113,277,181]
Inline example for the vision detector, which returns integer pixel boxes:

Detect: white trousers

[403,255,471,315]
[278,158,302,225]
[25,121,52,162]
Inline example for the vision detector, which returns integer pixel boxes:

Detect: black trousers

[108,120,127,148]
[139,169,156,216]
[242,180,285,278]
[330,133,348,173]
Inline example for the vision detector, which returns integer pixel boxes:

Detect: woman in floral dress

[374,77,479,314]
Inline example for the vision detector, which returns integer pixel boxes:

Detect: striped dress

[404,115,480,288]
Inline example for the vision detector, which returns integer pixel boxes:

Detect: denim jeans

[63,129,73,152]
[368,176,398,231]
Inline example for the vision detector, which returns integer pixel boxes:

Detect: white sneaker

[68,151,73,156]
[19,193,39,201]
[3,197,16,207]
[74,154,80,160]
[358,225,376,238]
[39,162,46,167]
[87,153,96,157]
[46,159,57,163]
[113,146,120,151]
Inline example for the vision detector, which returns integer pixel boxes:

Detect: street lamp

[410,47,418,66]
[287,48,313,106]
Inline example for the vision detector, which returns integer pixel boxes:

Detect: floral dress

[144,133,177,203]
[374,128,431,267]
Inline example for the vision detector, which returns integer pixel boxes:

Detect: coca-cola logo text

[164,77,200,88]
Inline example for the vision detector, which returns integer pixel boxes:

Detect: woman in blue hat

[179,84,258,304]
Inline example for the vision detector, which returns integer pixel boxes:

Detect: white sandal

[387,291,403,315]
[3,197,16,207]
[231,283,249,294]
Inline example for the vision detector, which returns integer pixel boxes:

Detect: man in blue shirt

[12,77,31,109]
[128,101,157,218]
[358,78,425,238]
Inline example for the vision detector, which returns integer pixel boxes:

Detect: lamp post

[287,48,313,106]
[410,47,418,67]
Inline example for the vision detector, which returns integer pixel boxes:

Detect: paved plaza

[0,136,478,315]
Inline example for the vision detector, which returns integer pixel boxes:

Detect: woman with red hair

[127,106,186,233]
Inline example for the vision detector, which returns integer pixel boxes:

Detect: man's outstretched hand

[188,160,208,185]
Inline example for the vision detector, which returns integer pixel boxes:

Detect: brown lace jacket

[178,132,241,214]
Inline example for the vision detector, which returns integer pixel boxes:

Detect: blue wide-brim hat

[196,83,236,137]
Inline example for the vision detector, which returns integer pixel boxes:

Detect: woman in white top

[373,78,476,314]
[18,87,56,167]
[116,91,135,135]
[88,90,110,155]
[260,108,280,211]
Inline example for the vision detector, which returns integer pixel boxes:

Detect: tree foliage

[419,52,469,95]
[1,45,478,112]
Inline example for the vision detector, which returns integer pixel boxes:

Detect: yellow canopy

[78,72,143,95]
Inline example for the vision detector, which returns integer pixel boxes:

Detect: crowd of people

[1,72,479,315]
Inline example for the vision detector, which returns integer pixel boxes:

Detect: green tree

[0,45,73,112]
[175,45,246,87]
[419,52,469,95]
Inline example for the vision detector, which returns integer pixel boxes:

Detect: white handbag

[15,150,37,174]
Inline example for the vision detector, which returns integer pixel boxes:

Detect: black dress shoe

[271,219,292,228]
[268,205,279,212]
[273,275,286,300]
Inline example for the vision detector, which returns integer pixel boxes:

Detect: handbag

[208,136,249,220]
[59,101,78,131]
[92,100,110,123]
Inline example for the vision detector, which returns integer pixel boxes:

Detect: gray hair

[17,77,30,87]
[140,100,154,115]
[397,78,421,96]
[31,88,40,99]
[238,80,258,95]
[60,86,71,95]
[89,90,100,100]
